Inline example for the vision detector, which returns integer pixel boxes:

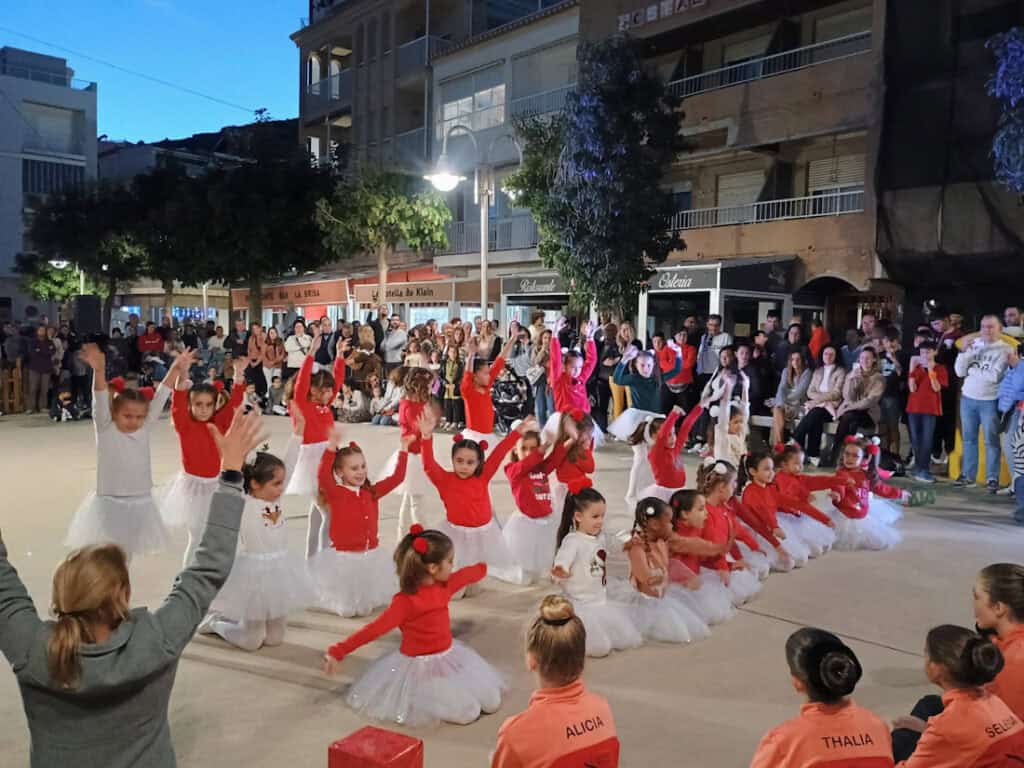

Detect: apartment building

[0,47,97,324]
[579,0,890,338]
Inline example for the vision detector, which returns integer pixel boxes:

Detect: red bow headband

[569,408,585,421]
[453,433,487,451]
[138,387,155,402]
[843,435,859,445]
[213,380,225,392]
[773,442,786,454]
[567,477,593,495]
[409,524,428,554]
[109,377,154,401]
[453,433,463,443]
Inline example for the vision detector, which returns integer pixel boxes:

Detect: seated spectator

[750,627,892,767]
[336,383,369,423]
[840,328,863,370]
[369,382,387,424]
[49,387,83,422]
[769,350,811,446]
[792,345,847,466]
[737,339,770,416]
[346,326,383,392]
[371,367,404,426]
[823,347,884,467]
[267,375,287,415]
[773,324,813,376]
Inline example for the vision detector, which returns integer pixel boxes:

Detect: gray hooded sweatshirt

[0,480,243,767]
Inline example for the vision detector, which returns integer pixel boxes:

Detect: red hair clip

[349,441,359,450]
[109,376,127,394]
[212,380,225,392]
[867,444,881,457]
[412,538,428,554]
[409,524,424,535]
[453,433,464,443]
[567,477,593,495]
[844,435,859,445]
[569,408,584,421]
[138,386,155,402]
[478,440,489,451]
[773,442,786,454]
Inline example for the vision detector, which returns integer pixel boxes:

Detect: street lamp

[426,124,523,324]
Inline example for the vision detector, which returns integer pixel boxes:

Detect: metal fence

[509,83,575,119]
[668,190,864,230]
[441,215,540,254]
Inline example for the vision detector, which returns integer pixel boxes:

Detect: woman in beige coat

[792,344,848,465]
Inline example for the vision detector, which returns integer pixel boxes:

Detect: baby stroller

[492,369,531,435]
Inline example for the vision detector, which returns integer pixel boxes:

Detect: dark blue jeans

[907,412,937,475]
[1015,475,1024,524]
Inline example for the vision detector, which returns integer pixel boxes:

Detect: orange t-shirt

[989,627,1024,719]
[751,700,894,768]
[492,680,616,768]
[897,689,1024,768]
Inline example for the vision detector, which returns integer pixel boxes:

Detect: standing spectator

[593,323,619,431]
[999,344,1024,499]
[840,328,862,370]
[137,322,164,357]
[1005,305,1023,338]
[157,315,174,341]
[610,322,641,418]
[206,325,225,353]
[440,345,465,430]
[807,318,830,363]
[824,348,885,466]
[906,340,949,483]
[124,313,142,338]
[283,320,311,381]
[380,314,407,375]
[695,314,733,393]
[772,323,812,375]
[792,344,847,466]
[954,315,1013,491]
[769,350,811,446]
[180,322,200,351]
[878,327,907,457]
[478,321,501,362]
[763,310,785,361]
[859,311,877,345]
[531,328,555,427]
[736,340,769,416]
[662,329,697,414]
[528,310,546,344]
[225,319,249,361]
[25,325,55,414]
[245,323,266,397]
[932,313,964,465]
[314,316,336,371]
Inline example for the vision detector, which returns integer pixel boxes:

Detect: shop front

[500,273,571,329]
[230,277,349,330]
[353,280,457,327]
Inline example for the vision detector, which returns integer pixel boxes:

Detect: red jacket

[460,356,505,434]
[772,471,837,526]
[724,497,762,556]
[137,332,164,354]
[291,355,346,444]
[670,521,705,576]
[327,564,487,659]
[701,502,734,573]
[549,336,597,414]
[732,492,782,548]
[171,385,244,477]
[666,344,697,387]
[833,467,902,520]
[318,449,406,552]
[422,432,518,527]
[808,327,830,363]
[649,406,702,488]
[742,482,783,536]
[555,449,595,491]
[398,399,426,455]
[505,442,568,519]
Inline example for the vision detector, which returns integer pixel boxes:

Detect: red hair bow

[773,442,786,454]
[567,477,593,495]
[138,387,155,402]
[349,441,359,450]
[109,376,127,394]
[844,435,859,445]
[453,433,464,443]
[412,538,428,554]
[212,380,225,392]
[478,440,489,451]
[867,444,881,457]
[569,408,585,421]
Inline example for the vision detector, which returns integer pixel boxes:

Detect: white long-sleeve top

[93,384,172,497]
[955,339,1012,401]
[284,334,311,368]
[238,436,301,555]
[554,530,609,604]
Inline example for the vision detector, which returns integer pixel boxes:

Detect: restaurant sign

[648,266,719,292]
[501,275,567,295]
[618,0,707,31]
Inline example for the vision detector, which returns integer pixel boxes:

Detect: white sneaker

[197,613,219,635]
[996,485,1016,497]
[808,456,820,468]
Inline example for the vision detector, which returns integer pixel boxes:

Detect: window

[409,306,450,326]
[307,136,321,163]
[808,154,865,213]
[510,40,577,101]
[723,34,771,84]
[716,170,764,224]
[22,159,85,197]
[814,7,872,43]
[438,66,506,140]
[307,54,322,87]
[21,102,83,154]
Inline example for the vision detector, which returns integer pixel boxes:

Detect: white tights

[305,502,331,559]
[397,493,422,537]
[207,617,287,652]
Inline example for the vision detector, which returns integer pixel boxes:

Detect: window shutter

[808,154,865,191]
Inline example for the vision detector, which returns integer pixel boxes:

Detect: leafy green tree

[314,170,451,296]
[505,35,685,314]
[14,254,108,316]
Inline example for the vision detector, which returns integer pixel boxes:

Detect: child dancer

[544,318,598,444]
[829,437,906,551]
[610,498,711,644]
[723,493,772,581]
[285,334,348,559]
[502,424,570,585]
[666,489,736,625]
[492,596,618,768]
[380,367,437,534]
[161,350,247,567]
[65,343,175,557]
[743,453,810,568]
[711,372,750,468]
[419,409,534,589]
[771,443,839,557]
[606,346,675,444]
[623,415,659,516]
[552,486,643,657]
[460,335,513,449]
[321,527,505,727]
[640,402,708,502]
[310,426,414,617]
[551,410,597,520]
[698,460,761,605]
[201,413,316,650]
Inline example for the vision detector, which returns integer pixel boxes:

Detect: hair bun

[964,636,1005,684]
[539,594,575,625]
[818,650,861,697]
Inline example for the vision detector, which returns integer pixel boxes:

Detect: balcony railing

[668,190,864,230]
[441,215,540,255]
[304,70,353,116]
[1,65,95,91]
[668,31,871,99]
[395,127,427,164]
[397,35,453,78]
[509,83,575,119]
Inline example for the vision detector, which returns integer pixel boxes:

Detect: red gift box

[328,727,424,768]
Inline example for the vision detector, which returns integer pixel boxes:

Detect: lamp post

[425,124,522,325]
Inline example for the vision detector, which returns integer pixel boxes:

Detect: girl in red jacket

[419,409,536,592]
[743,453,811,569]
[639,403,709,503]
[310,426,414,617]
[322,527,505,727]
[550,409,597,517]
[830,437,905,551]
[160,350,246,568]
[501,424,571,585]
[610,497,711,644]
[667,489,736,625]
[460,334,514,451]
[771,443,838,558]
[542,318,602,447]
[284,334,348,559]
[698,460,761,605]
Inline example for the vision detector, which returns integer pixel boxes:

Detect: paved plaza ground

[1,410,1023,766]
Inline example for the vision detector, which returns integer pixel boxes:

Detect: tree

[28,182,146,328]
[988,28,1024,193]
[314,170,451,297]
[14,254,108,317]
[505,35,685,314]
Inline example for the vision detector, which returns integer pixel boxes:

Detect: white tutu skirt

[607,579,710,644]
[158,471,218,529]
[381,450,429,496]
[737,541,771,580]
[436,519,519,582]
[637,484,682,505]
[345,641,506,727]
[285,441,328,497]
[702,567,760,606]
[870,495,904,525]
[606,407,663,443]
[783,514,836,558]
[501,513,557,584]
[66,493,169,556]
[309,545,397,617]
[830,512,902,551]
[570,597,644,657]
[211,550,316,621]
[775,515,812,566]
[754,533,796,573]
[541,412,605,449]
